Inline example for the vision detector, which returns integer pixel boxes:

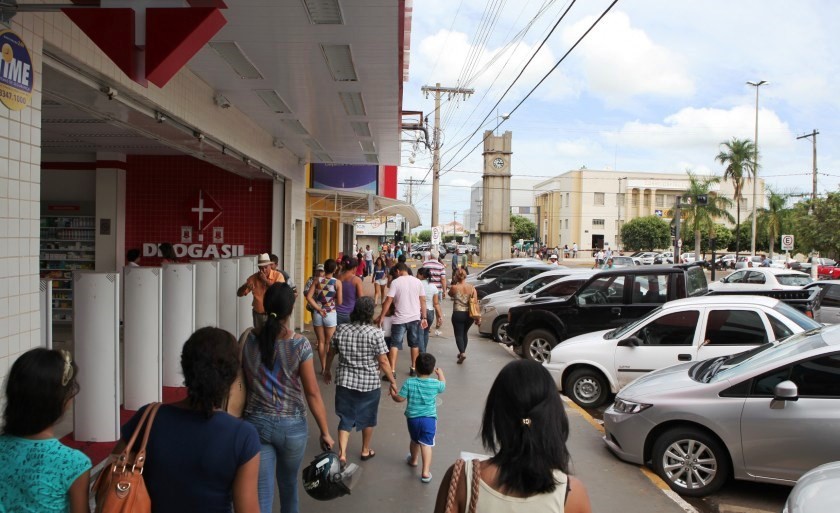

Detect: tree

[790,193,840,258]
[756,189,787,257]
[620,216,671,251]
[510,215,537,243]
[669,171,734,260]
[416,230,432,242]
[716,138,757,258]
[699,224,733,255]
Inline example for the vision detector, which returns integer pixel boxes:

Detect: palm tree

[668,172,734,261]
[757,189,786,257]
[715,138,757,259]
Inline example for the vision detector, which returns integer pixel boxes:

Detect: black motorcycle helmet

[302,451,363,501]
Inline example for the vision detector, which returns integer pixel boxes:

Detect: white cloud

[554,138,603,158]
[561,11,694,103]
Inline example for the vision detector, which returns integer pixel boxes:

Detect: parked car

[734,255,765,269]
[545,296,821,407]
[783,461,840,513]
[465,258,540,284]
[802,257,837,277]
[609,256,637,268]
[713,254,736,269]
[680,252,696,264]
[505,265,710,363]
[474,263,557,299]
[479,272,594,342]
[708,268,812,292]
[603,324,840,496]
[654,252,674,265]
[804,280,840,324]
[637,252,659,265]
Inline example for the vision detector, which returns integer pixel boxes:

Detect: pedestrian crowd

[0,242,592,513]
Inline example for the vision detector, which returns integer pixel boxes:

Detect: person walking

[306,259,342,374]
[238,253,285,333]
[375,262,428,378]
[372,256,388,304]
[433,360,592,513]
[448,268,476,364]
[415,267,443,372]
[242,283,334,513]
[324,298,397,467]
[364,245,374,278]
[0,348,91,513]
[336,257,364,326]
[572,242,578,258]
[117,328,261,513]
[390,353,446,484]
[422,250,447,301]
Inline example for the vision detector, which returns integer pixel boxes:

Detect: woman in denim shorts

[306,258,342,375]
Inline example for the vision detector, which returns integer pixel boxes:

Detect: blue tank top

[336,278,358,315]
[374,267,386,280]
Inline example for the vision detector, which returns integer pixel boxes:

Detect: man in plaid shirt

[324,297,396,466]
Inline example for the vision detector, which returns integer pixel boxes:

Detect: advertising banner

[0,30,33,111]
[312,163,378,193]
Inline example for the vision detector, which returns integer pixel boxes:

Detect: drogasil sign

[142,243,246,259]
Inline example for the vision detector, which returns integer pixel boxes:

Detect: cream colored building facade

[535,170,765,252]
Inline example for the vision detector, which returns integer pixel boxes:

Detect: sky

[397,0,840,229]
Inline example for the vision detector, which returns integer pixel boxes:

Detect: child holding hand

[390,352,445,483]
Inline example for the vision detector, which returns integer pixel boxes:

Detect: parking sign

[431,226,442,244]
[781,234,794,251]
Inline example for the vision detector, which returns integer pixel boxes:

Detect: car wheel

[492,318,509,342]
[651,427,730,497]
[565,368,609,408]
[523,329,557,363]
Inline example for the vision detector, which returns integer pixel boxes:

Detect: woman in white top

[414,268,443,374]
[433,360,591,513]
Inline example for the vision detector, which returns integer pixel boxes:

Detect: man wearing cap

[238,253,285,333]
[549,254,560,265]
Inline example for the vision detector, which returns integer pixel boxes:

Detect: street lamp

[747,80,768,256]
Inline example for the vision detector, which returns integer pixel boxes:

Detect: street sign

[781,234,794,251]
[654,209,663,217]
[431,226,442,244]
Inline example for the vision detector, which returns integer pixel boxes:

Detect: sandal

[457,354,466,364]
[360,450,376,461]
[421,473,433,483]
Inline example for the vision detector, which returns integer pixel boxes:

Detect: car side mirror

[617,336,642,347]
[773,380,799,402]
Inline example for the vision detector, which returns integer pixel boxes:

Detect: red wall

[125,155,273,264]
[381,165,397,199]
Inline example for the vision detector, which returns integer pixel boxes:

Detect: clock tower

[479,130,513,262]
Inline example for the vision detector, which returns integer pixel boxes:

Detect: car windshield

[773,302,821,330]
[708,325,833,383]
[775,274,813,286]
[605,307,664,340]
[613,257,633,264]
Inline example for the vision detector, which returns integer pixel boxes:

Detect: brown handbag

[467,289,481,322]
[443,458,480,513]
[93,402,162,513]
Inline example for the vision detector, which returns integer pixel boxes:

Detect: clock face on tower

[492,157,505,169]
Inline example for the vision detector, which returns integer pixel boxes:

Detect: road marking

[561,396,699,513]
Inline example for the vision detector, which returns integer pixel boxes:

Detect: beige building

[534,170,765,253]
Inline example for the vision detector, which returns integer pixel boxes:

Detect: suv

[506,265,709,363]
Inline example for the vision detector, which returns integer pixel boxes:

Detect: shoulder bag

[93,402,162,513]
[443,458,480,513]
[467,288,481,322]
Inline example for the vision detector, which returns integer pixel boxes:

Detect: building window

[565,219,569,229]
[593,219,605,227]
[643,194,651,207]
[655,194,664,207]
[616,193,625,207]
[594,192,605,206]
[565,193,570,207]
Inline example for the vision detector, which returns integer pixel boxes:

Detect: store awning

[307,189,422,227]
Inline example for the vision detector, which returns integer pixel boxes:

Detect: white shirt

[364,250,373,260]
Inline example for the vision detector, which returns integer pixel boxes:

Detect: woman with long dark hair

[372,256,387,304]
[433,360,591,513]
[0,348,90,513]
[447,267,476,364]
[118,327,261,512]
[306,258,342,374]
[336,257,365,326]
[243,283,334,513]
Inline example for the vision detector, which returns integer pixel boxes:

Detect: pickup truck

[706,288,821,319]
[506,265,710,363]
[505,264,822,363]
[799,257,837,277]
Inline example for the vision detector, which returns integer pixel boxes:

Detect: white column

[194,260,220,328]
[217,258,240,335]
[161,264,195,387]
[94,154,127,272]
[73,271,121,442]
[123,267,163,410]
[236,256,257,337]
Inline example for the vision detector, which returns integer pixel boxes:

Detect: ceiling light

[279,119,309,135]
[302,0,343,24]
[339,92,366,116]
[304,139,324,151]
[359,140,375,153]
[350,121,371,137]
[214,93,232,108]
[365,154,379,164]
[209,41,264,79]
[321,44,358,81]
[255,90,291,114]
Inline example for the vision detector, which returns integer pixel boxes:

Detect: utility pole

[453,210,457,238]
[403,177,422,205]
[797,129,819,209]
[673,196,682,261]
[421,83,474,227]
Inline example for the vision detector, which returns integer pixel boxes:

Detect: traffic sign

[654,209,663,217]
[781,234,794,251]
[431,226,442,244]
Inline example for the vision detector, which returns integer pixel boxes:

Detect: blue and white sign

[654,210,663,217]
[0,30,33,111]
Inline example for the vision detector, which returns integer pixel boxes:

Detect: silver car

[603,324,840,497]
[783,461,840,513]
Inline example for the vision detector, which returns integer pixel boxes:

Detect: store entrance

[591,234,604,250]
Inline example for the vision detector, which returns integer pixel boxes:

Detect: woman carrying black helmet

[433,360,592,513]
[242,283,334,513]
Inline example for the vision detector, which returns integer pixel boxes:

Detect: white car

[637,252,658,265]
[543,295,821,408]
[680,252,696,264]
[734,255,765,269]
[708,267,813,292]
[479,271,594,341]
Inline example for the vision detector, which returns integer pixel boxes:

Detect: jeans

[336,312,351,325]
[246,414,309,513]
[391,320,421,349]
[366,259,373,276]
[452,311,471,354]
[420,309,435,353]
